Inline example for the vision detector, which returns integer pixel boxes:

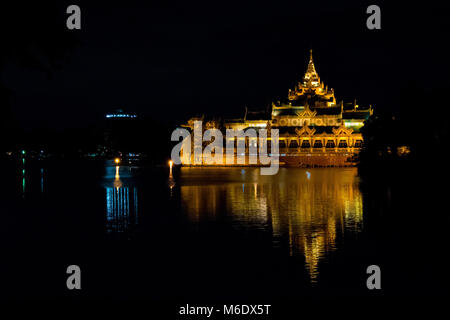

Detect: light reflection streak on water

[40,168,44,193]
[104,163,138,233]
[179,167,363,283]
[21,158,26,197]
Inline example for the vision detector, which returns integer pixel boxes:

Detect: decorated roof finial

[303,49,319,87]
[306,49,316,74]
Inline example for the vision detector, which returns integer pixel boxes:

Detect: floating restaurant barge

[181,50,372,167]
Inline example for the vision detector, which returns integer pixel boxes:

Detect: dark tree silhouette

[359,82,450,180]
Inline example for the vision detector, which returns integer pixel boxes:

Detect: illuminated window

[354,140,362,148]
[289,140,298,148]
[301,140,310,148]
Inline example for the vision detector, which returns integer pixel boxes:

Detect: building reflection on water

[104,163,139,233]
[180,167,363,283]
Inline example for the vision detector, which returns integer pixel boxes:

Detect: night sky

[1,0,449,129]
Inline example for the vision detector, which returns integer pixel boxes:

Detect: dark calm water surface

[1,159,449,299]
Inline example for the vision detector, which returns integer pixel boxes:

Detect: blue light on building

[105,109,137,119]
[105,114,137,119]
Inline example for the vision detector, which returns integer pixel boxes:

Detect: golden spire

[308,49,315,71]
[303,49,320,87]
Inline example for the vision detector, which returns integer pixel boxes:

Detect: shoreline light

[169,160,173,177]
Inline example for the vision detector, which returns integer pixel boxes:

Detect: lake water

[178,167,363,283]
[1,159,449,300]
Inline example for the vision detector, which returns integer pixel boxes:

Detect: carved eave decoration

[295,125,316,136]
[296,105,317,118]
[316,131,329,138]
[332,125,353,136]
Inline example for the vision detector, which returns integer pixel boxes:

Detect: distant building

[182,50,372,167]
[103,109,140,157]
[105,109,137,119]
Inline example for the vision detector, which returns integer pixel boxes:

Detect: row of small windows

[280,140,362,148]
[226,140,363,148]
[199,139,362,148]
[182,139,363,157]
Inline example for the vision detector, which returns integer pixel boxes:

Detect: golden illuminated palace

[182,50,372,167]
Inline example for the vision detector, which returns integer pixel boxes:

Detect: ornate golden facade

[182,50,372,167]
